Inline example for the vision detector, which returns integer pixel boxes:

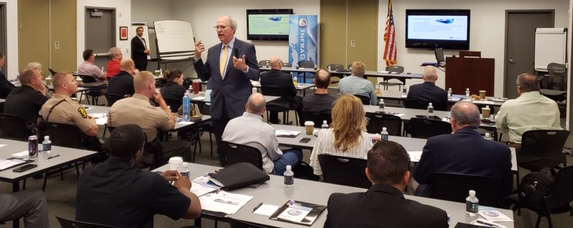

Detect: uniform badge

[78,107,88,119]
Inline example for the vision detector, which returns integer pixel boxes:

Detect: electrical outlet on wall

[55,41,59,50]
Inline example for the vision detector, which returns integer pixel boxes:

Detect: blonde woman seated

[309,94,374,176]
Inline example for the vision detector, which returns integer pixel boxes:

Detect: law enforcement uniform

[40,94,94,133]
[107,93,173,142]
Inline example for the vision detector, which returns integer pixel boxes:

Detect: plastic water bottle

[252,87,257,94]
[465,88,471,99]
[484,133,493,140]
[447,88,453,99]
[182,94,191,121]
[381,127,389,141]
[321,120,329,129]
[427,102,434,115]
[101,66,105,72]
[159,69,164,78]
[188,85,193,94]
[284,165,294,187]
[378,99,385,110]
[42,136,51,152]
[293,76,298,87]
[178,162,190,177]
[466,190,479,216]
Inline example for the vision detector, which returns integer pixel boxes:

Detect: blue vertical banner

[289,15,319,83]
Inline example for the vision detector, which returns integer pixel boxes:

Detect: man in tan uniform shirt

[107,71,175,142]
[41,72,98,137]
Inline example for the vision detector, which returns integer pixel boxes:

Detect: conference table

[259,66,424,84]
[377,90,507,108]
[153,162,515,228]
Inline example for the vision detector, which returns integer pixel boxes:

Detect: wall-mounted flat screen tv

[406,9,471,50]
[247,9,294,41]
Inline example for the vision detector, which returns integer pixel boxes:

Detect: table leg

[12,181,20,228]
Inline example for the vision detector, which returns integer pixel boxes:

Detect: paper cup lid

[169,156,183,162]
[304,121,314,125]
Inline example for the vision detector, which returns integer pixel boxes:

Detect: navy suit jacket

[413,127,513,196]
[406,81,448,111]
[131,36,147,70]
[0,70,15,99]
[260,69,297,108]
[194,38,259,120]
[325,184,448,228]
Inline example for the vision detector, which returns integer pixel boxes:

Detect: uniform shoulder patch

[78,107,88,119]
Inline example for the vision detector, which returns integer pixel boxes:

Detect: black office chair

[282,62,292,67]
[77,75,104,105]
[404,99,430,110]
[56,216,120,228]
[258,60,271,67]
[0,113,32,141]
[48,68,57,76]
[297,60,315,83]
[407,117,452,139]
[380,65,405,90]
[354,94,370,105]
[518,130,569,172]
[430,173,505,208]
[511,166,573,228]
[164,97,182,113]
[326,64,344,71]
[303,111,331,128]
[546,62,567,91]
[218,141,263,169]
[366,112,402,135]
[318,154,371,188]
[104,92,127,107]
[261,85,297,125]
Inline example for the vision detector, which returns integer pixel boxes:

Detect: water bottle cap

[44,136,50,140]
[286,165,292,171]
[382,127,387,131]
[429,102,433,106]
[380,99,384,103]
[323,120,327,124]
[182,162,188,168]
[485,133,491,137]
[469,190,476,197]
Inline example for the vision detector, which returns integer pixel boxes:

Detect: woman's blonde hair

[331,94,367,152]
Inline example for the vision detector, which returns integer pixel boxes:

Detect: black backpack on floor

[517,168,554,211]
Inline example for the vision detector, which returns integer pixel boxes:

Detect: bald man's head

[451,101,481,129]
[270,56,282,70]
[246,93,266,115]
[423,66,438,82]
[516,73,540,93]
[120,59,135,72]
[134,71,155,92]
[315,68,331,89]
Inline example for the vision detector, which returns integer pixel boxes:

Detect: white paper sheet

[479,208,513,222]
[190,176,221,197]
[408,151,423,162]
[253,204,280,216]
[275,130,301,137]
[199,191,253,214]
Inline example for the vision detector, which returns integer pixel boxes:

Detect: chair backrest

[0,113,32,141]
[519,130,569,170]
[260,85,291,109]
[78,75,97,83]
[218,141,263,170]
[366,113,402,135]
[258,60,271,67]
[197,103,211,115]
[48,68,57,76]
[298,60,315,68]
[303,111,332,128]
[430,173,504,207]
[386,65,405,73]
[45,122,85,149]
[547,62,567,90]
[354,94,370,105]
[318,154,371,188]
[104,93,127,107]
[408,117,452,139]
[56,216,119,228]
[404,99,430,110]
[544,166,573,210]
[327,64,344,71]
[282,62,292,67]
[347,64,352,71]
[163,98,182,113]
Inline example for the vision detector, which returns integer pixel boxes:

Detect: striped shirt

[309,128,374,176]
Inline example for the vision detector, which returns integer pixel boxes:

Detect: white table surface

[153,163,514,228]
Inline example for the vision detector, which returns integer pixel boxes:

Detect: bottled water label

[284,175,294,185]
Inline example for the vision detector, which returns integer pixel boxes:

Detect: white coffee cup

[304,121,315,135]
[168,156,183,171]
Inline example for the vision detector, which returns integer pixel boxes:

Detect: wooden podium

[445,51,495,96]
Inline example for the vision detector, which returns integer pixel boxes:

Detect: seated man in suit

[106,59,137,98]
[302,68,335,113]
[325,140,448,228]
[106,47,123,79]
[0,52,16,99]
[222,93,303,175]
[406,66,448,111]
[260,56,303,125]
[4,67,48,129]
[78,49,106,82]
[76,124,201,227]
[338,61,378,105]
[413,102,513,197]
[496,73,561,150]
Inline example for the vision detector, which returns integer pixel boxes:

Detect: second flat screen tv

[247,9,293,41]
[406,9,471,50]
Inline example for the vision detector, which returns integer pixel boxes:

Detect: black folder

[269,200,326,226]
[208,163,270,191]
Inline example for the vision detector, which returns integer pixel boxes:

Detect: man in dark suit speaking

[194,16,259,165]
[131,26,150,71]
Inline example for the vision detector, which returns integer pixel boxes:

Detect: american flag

[383,0,397,66]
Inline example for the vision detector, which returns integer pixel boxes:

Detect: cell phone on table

[299,138,311,143]
[13,164,38,172]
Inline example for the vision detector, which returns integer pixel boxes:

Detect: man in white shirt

[338,61,378,105]
[78,49,106,82]
[496,73,561,146]
[222,93,302,175]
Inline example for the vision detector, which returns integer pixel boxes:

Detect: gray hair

[221,16,238,30]
[516,73,539,92]
[109,47,121,59]
[247,93,266,114]
[451,101,480,127]
[27,62,42,71]
[423,66,438,80]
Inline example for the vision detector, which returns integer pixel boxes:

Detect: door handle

[508,58,515,64]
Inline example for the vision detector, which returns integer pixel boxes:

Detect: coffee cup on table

[479,90,486,100]
[168,156,183,171]
[482,105,491,119]
[304,121,314,135]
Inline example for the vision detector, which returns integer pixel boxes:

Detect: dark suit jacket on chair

[106,71,135,97]
[0,70,15,99]
[260,69,297,108]
[194,38,259,120]
[413,127,513,196]
[406,81,448,111]
[325,184,448,228]
[131,36,147,71]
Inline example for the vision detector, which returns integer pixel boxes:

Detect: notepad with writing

[269,200,326,226]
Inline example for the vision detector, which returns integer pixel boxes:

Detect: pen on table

[47,154,60,160]
[476,219,499,227]
[252,202,263,212]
